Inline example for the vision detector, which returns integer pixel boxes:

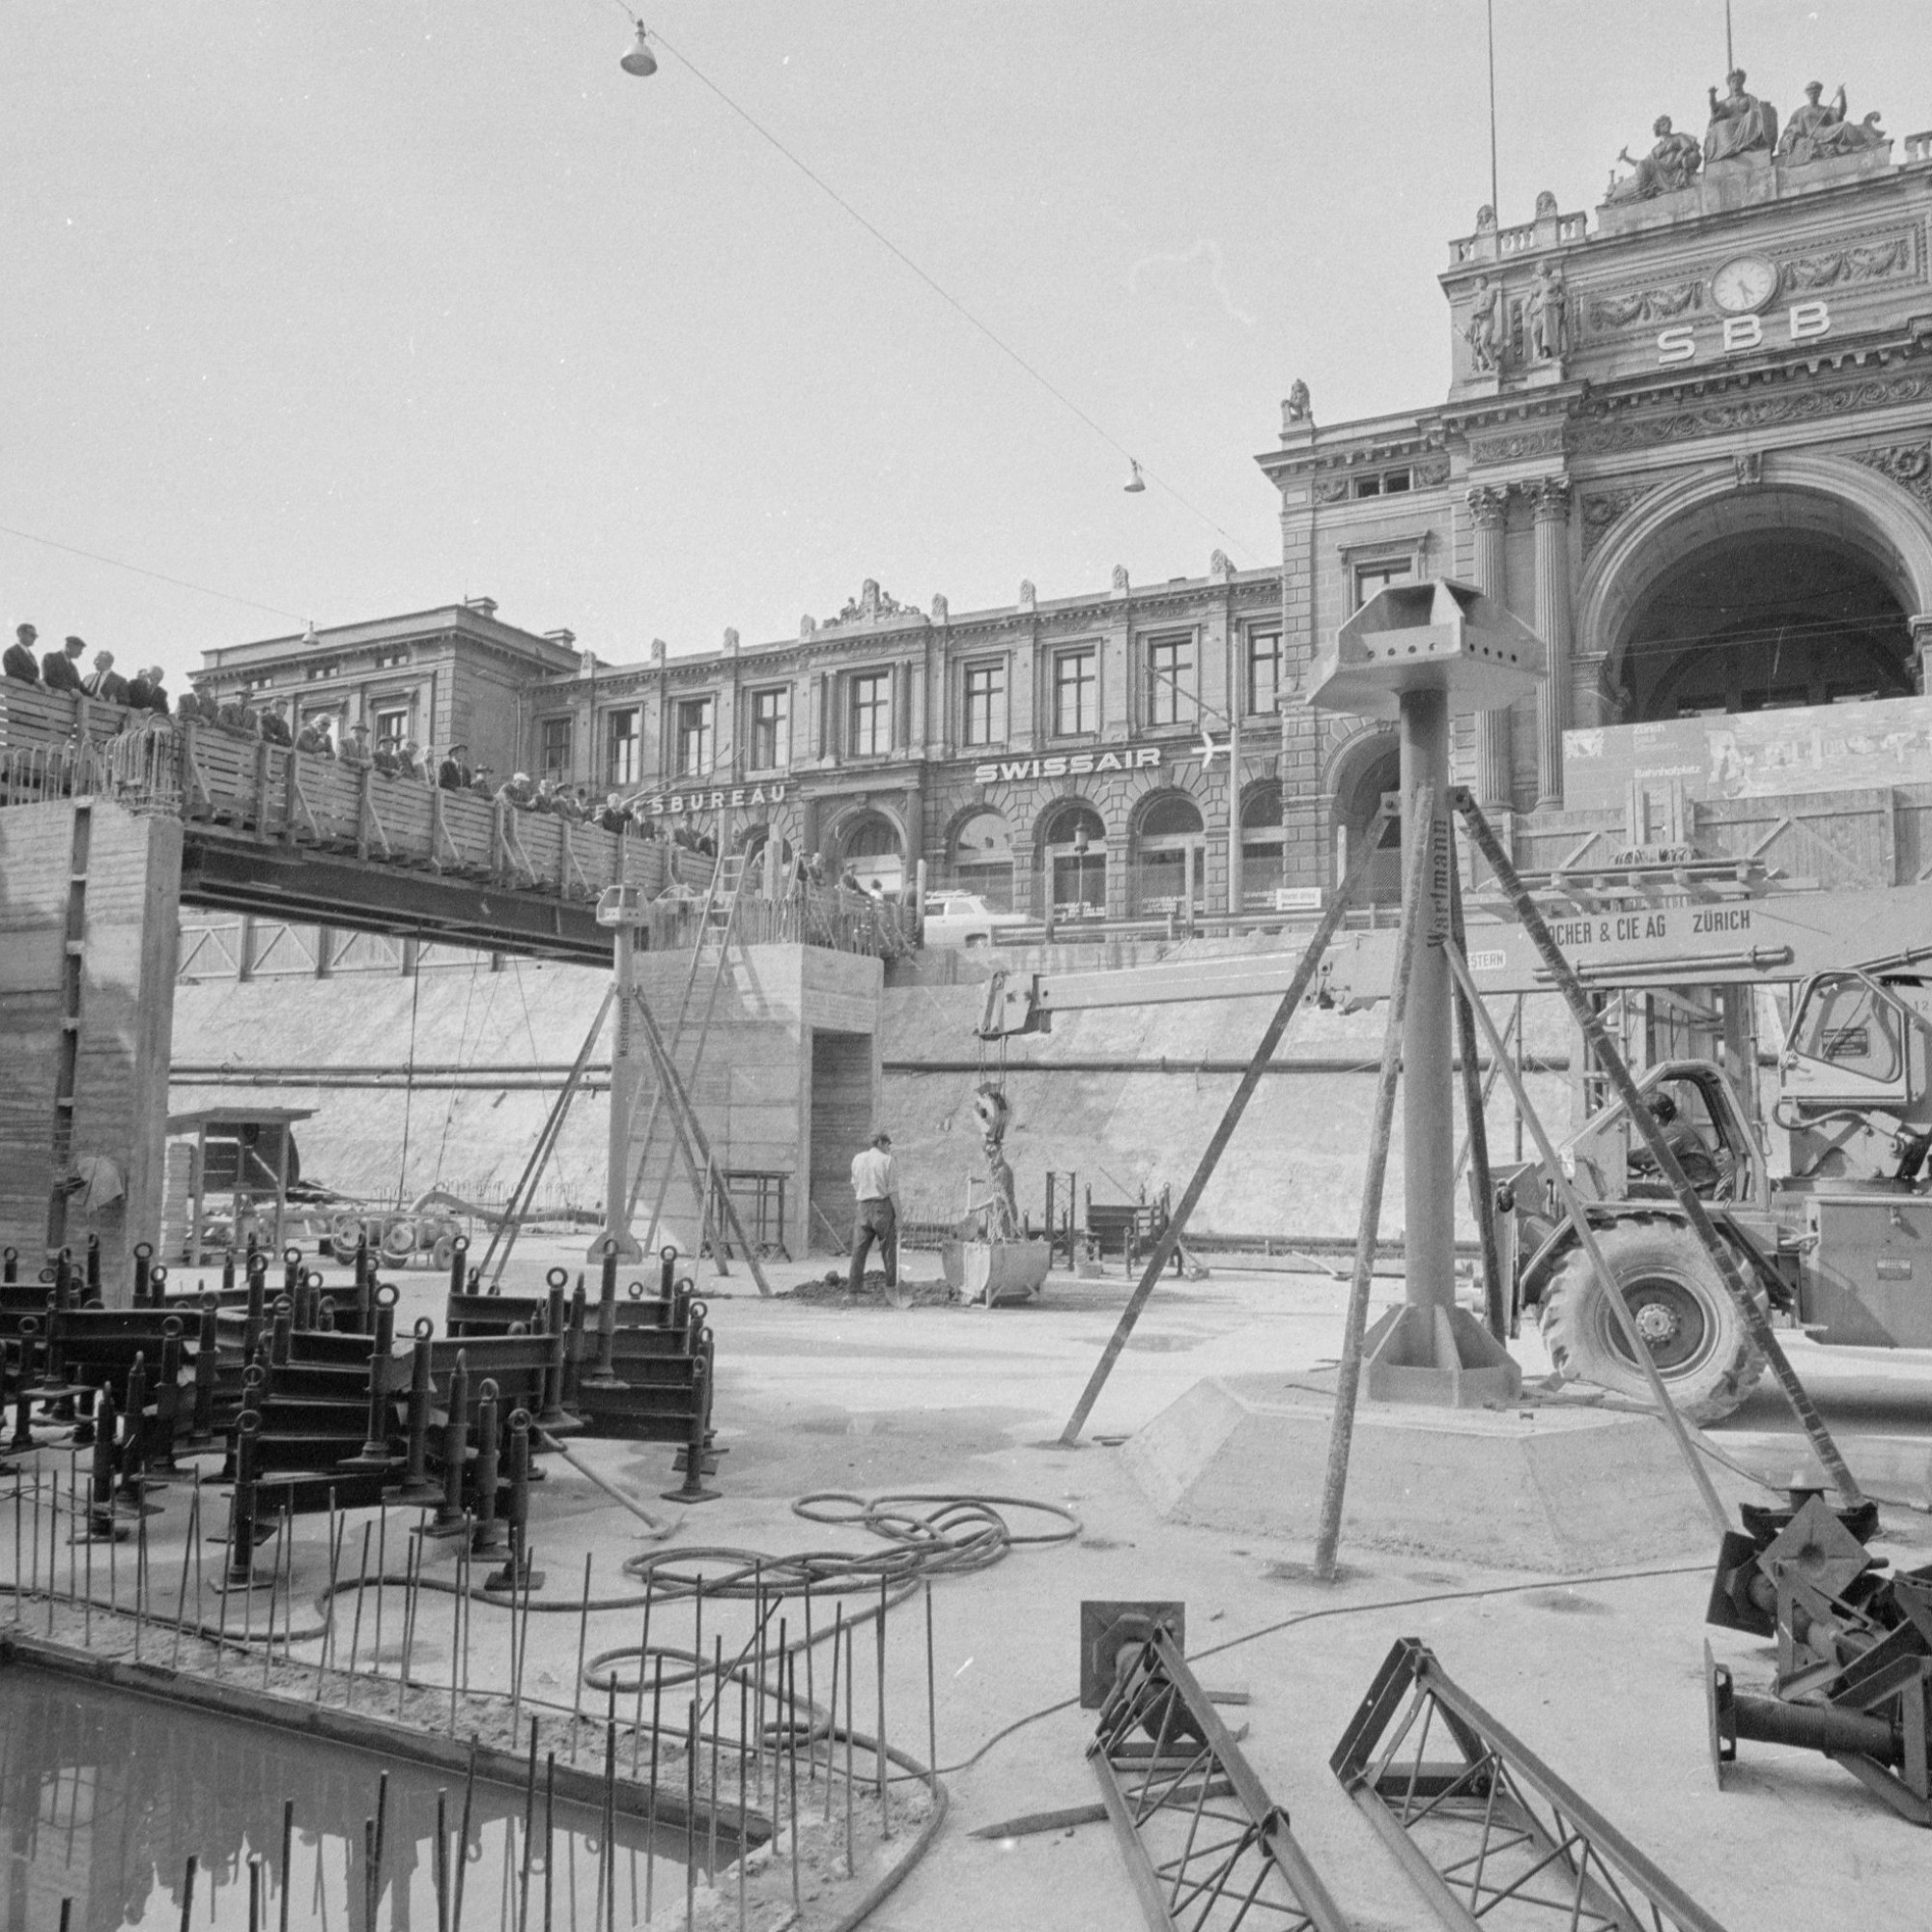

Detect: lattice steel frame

[1330,1639,1731,1932]
[1089,1626,1352,1932]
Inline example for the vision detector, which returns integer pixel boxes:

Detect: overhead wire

[594,1,1254,554]
[0,521,305,623]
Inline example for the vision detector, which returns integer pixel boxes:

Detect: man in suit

[258,699,292,746]
[127,665,168,713]
[85,650,130,704]
[3,624,39,683]
[43,635,86,693]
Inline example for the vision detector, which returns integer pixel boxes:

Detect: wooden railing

[0,682,913,957]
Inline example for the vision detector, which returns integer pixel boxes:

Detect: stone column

[1531,477,1573,810]
[1468,487,1513,807]
[1912,614,1932,695]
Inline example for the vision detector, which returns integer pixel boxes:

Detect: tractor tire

[1537,1216,1766,1424]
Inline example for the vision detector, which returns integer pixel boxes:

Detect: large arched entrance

[1613,530,1913,721]
[1580,462,1932,730]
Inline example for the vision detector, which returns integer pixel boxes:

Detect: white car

[921,890,1030,947]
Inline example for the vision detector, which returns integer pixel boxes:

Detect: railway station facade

[198,76,1932,923]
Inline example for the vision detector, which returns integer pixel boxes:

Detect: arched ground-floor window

[1131,790,1206,915]
[1038,799,1107,921]
[952,808,1015,909]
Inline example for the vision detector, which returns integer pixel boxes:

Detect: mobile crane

[977,867,1932,1420]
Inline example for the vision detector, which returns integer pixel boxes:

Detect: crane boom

[975,878,1932,1037]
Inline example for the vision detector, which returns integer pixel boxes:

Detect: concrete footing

[1361,1302,1521,1406]
[1122,1374,1743,1573]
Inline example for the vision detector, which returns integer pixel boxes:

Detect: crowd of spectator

[4,623,178,718]
[7,628,902,921]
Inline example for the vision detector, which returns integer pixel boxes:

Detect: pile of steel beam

[1706,1490,1932,1824]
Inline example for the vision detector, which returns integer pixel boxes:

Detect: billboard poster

[1563,695,1932,811]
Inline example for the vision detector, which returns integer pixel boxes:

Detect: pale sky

[2,2,1918,688]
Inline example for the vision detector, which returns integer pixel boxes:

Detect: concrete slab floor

[143,1240,1932,1927]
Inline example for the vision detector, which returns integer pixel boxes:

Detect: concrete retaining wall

[170,937,1570,1253]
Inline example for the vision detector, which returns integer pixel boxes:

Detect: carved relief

[1733,452,1764,491]
[1579,487,1656,558]
[1586,281,1703,331]
[1111,564,1130,592]
[1469,424,1566,467]
[1782,235,1913,292]
[1854,441,1932,510]
[1314,477,1349,503]
[1571,374,1932,453]
[1413,456,1451,487]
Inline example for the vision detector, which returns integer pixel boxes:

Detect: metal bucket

[958,1237,1050,1307]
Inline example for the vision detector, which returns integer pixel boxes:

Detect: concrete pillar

[0,800,181,1304]
[1531,478,1573,810]
[1467,487,1512,807]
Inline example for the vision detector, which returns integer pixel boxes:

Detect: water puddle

[0,1666,708,1929]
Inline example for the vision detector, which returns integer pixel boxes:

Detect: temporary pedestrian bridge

[0,686,894,1298]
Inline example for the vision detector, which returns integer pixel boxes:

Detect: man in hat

[847,1129,900,1295]
[259,698,292,746]
[43,634,86,694]
[3,623,39,683]
[438,743,468,791]
[397,739,423,780]
[341,722,373,769]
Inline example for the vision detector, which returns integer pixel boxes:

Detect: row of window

[542,630,1293,784]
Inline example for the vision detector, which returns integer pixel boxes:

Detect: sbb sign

[1656,300,1831,365]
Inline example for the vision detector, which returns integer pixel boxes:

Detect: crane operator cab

[1776,966,1932,1187]
[1557,1062,1760,1208]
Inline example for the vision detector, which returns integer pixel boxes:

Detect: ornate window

[963,661,1007,747]
[605,707,639,785]
[1354,555,1416,607]
[1244,629,1283,716]
[674,696,713,777]
[749,687,790,770]
[1144,634,1196,727]
[849,670,891,757]
[1053,647,1097,737]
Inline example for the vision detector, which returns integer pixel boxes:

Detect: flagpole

[1486,0,1500,221]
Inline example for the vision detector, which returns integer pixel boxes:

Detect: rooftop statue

[1605,114,1702,202]
[1778,82,1886,165]
[1464,273,1507,374]
[1527,262,1568,360]
[1705,70,1778,162]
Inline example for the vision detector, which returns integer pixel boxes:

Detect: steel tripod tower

[1309,579,1544,1404]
